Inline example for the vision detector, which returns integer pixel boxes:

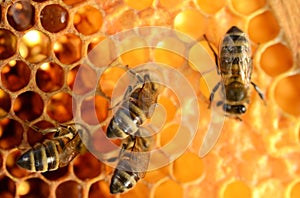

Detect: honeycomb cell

[26,121,54,146]
[46,92,74,122]
[119,36,150,67]
[80,95,109,125]
[122,182,150,198]
[153,179,183,198]
[159,124,179,147]
[73,152,102,180]
[0,119,23,150]
[274,74,300,116]
[260,43,293,77]
[1,60,31,92]
[0,89,11,118]
[231,0,266,15]
[7,0,35,31]
[0,29,17,60]
[89,181,112,198]
[19,178,49,198]
[174,9,207,40]
[221,180,252,198]
[248,11,280,43]
[13,91,44,121]
[290,181,300,198]
[124,0,153,10]
[196,0,226,14]
[87,36,118,68]
[19,30,51,63]
[172,152,204,183]
[158,0,182,9]
[62,0,85,6]
[67,64,97,95]
[36,62,65,92]
[56,181,83,198]
[42,166,69,181]
[154,37,185,68]
[157,94,177,123]
[40,4,69,33]
[54,33,82,65]
[0,175,16,198]
[6,150,28,178]
[73,6,103,35]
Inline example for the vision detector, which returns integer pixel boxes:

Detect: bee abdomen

[17,140,60,172]
[110,169,139,194]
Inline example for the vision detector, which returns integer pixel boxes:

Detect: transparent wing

[59,133,82,167]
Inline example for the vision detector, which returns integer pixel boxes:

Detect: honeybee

[17,123,87,172]
[110,129,152,194]
[106,69,161,139]
[205,26,265,120]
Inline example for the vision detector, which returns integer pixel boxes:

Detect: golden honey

[0,0,299,198]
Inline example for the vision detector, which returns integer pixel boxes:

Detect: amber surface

[0,0,298,198]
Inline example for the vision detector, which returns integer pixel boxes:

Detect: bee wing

[59,133,82,167]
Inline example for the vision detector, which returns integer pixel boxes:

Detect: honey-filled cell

[89,180,112,198]
[46,92,74,122]
[289,181,300,198]
[40,4,69,33]
[260,43,293,77]
[124,0,153,11]
[153,179,184,198]
[274,74,300,116]
[7,0,35,31]
[0,119,23,150]
[62,0,85,6]
[54,33,82,65]
[1,60,31,92]
[19,30,51,63]
[221,180,252,198]
[13,91,44,121]
[195,0,226,14]
[0,29,17,60]
[231,0,266,15]
[73,5,103,35]
[0,175,16,198]
[0,88,11,118]
[73,152,102,180]
[36,62,65,92]
[19,178,49,198]
[56,181,83,198]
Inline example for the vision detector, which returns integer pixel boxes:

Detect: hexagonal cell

[80,95,109,125]
[248,11,280,43]
[221,180,252,198]
[260,43,293,77]
[153,179,183,198]
[46,92,74,122]
[6,150,29,178]
[0,88,11,118]
[231,0,266,15]
[0,118,23,150]
[0,29,17,60]
[26,120,54,146]
[195,0,225,14]
[7,0,35,31]
[172,152,204,183]
[73,5,103,35]
[40,4,69,33]
[173,9,207,40]
[67,64,97,95]
[19,30,51,63]
[54,33,82,65]
[274,74,300,116]
[158,0,182,10]
[1,60,31,92]
[0,175,16,198]
[124,0,153,10]
[73,152,102,180]
[89,180,112,198]
[18,178,50,198]
[289,181,300,198]
[36,62,65,92]
[56,180,83,198]
[42,166,69,181]
[13,91,44,121]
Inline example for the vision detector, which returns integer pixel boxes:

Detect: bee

[110,129,152,194]
[106,68,161,139]
[205,26,265,120]
[17,123,87,172]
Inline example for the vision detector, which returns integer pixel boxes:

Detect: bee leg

[203,34,220,74]
[251,82,266,104]
[208,82,221,108]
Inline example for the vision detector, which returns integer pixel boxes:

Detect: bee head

[223,104,247,114]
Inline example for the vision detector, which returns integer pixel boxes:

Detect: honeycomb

[0,0,299,198]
